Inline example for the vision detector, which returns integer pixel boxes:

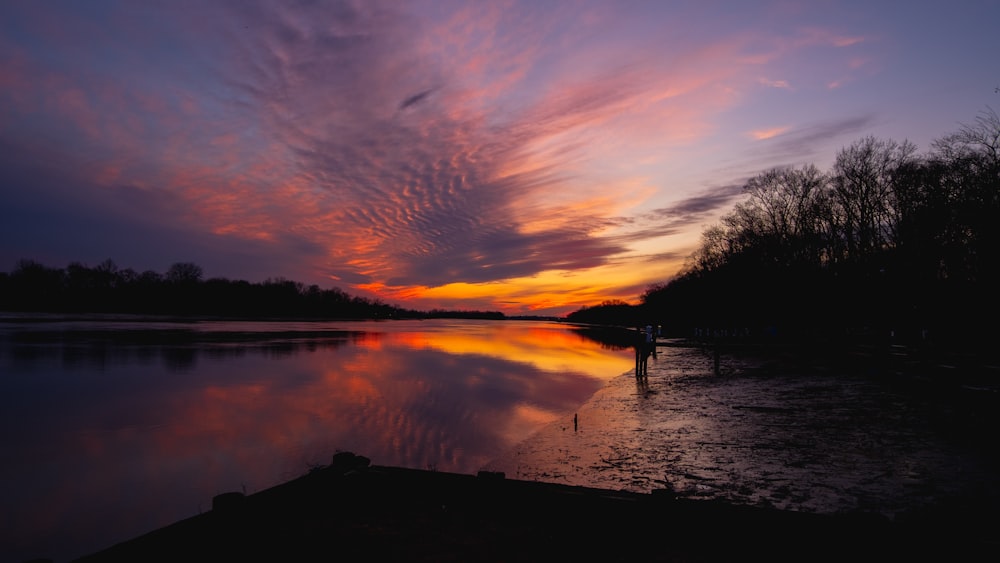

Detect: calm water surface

[0,317,633,563]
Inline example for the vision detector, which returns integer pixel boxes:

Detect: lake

[0,316,635,563]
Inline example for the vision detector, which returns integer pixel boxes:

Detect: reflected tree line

[5,327,361,373]
[0,260,505,320]
[572,108,1000,349]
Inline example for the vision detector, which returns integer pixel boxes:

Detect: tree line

[0,259,505,320]
[571,107,1000,347]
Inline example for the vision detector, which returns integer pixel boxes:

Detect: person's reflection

[636,373,650,394]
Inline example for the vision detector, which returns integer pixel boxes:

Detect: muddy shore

[486,339,1000,521]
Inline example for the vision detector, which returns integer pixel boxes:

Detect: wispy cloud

[758,77,791,89]
[646,184,746,226]
[748,126,791,140]
[399,89,435,110]
[744,115,879,163]
[791,27,866,49]
[2,0,948,315]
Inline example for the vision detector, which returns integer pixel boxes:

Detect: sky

[1,1,997,317]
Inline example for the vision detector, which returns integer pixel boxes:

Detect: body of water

[0,316,634,563]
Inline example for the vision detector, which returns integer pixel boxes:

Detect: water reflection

[0,319,632,562]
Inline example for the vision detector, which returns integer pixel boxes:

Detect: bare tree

[933,106,1000,168]
[166,262,204,284]
[692,164,832,273]
[928,107,1000,285]
[831,136,918,261]
[685,224,731,274]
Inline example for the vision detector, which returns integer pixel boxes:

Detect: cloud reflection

[0,320,632,561]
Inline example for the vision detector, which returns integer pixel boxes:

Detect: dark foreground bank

[72,452,993,563]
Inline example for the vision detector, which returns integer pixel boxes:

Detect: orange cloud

[749,126,790,140]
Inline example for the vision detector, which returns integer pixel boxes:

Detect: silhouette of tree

[628,107,1000,346]
[830,136,918,263]
[724,164,830,268]
[923,107,1000,336]
[0,259,501,320]
[565,300,640,326]
[6,259,65,311]
[165,262,204,284]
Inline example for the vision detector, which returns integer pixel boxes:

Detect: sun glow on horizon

[352,253,687,317]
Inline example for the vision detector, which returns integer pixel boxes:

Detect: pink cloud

[749,126,790,140]
[794,27,866,49]
[758,77,792,89]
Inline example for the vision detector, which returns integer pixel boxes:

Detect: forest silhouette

[0,259,504,321]
[570,107,1000,352]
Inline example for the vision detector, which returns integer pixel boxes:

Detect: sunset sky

[1,1,997,316]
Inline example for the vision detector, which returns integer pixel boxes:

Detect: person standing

[634,326,646,378]
[636,325,655,378]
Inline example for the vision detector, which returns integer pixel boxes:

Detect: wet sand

[485,340,1000,525]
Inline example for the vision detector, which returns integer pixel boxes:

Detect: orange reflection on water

[1,320,633,562]
[356,321,632,381]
